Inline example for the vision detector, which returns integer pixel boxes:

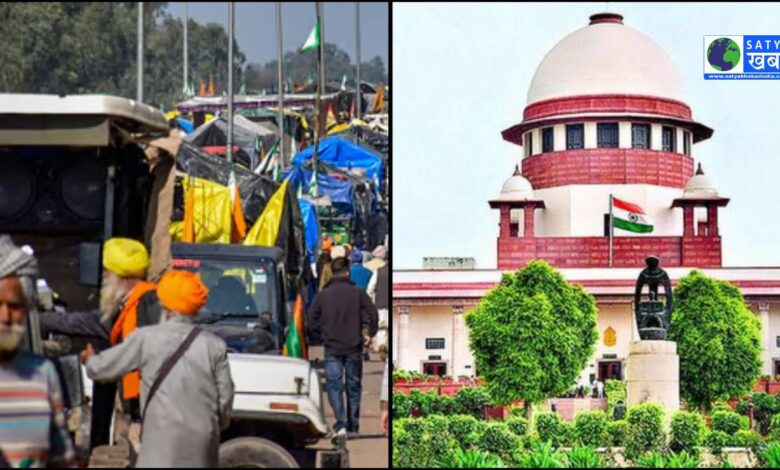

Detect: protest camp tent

[292,136,383,188]
[184,115,277,170]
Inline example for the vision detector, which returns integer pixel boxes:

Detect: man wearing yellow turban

[82,270,234,468]
[99,238,161,463]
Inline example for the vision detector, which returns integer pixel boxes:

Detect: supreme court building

[392,12,780,385]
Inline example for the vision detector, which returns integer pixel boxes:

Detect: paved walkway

[310,346,389,468]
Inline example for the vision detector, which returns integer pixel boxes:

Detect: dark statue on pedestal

[634,255,673,340]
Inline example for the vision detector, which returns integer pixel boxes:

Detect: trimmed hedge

[606,420,630,447]
[705,429,730,456]
[477,421,520,461]
[393,392,413,418]
[574,410,608,447]
[455,386,492,419]
[392,416,457,468]
[625,403,665,460]
[710,410,745,436]
[669,410,706,455]
[448,414,482,449]
[506,416,529,437]
[535,412,564,448]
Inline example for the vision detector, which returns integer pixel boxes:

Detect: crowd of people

[0,232,389,467]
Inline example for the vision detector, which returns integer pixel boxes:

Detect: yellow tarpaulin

[170,176,232,244]
[243,180,289,247]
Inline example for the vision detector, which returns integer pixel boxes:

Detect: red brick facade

[523,94,693,121]
[497,235,722,269]
[522,148,694,189]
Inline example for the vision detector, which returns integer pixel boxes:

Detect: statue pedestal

[625,340,679,414]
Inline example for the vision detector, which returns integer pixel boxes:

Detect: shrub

[706,429,730,456]
[712,400,733,414]
[574,410,609,447]
[455,386,492,419]
[392,392,413,418]
[511,440,565,468]
[770,413,780,441]
[478,421,520,461]
[563,445,603,468]
[634,452,666,468]
[409,389,436,417]
[559,421,576,447]
[670,410,706,455]
[731,429,764,452]
[425,415,458,464]
[759,441,780,468]
[431,393,458,415]
[392,418,426,467]
[624,403,665,460]
[506,416,530,437]
[711,410,745,436]
[434,447,506,468]
[666,450,702,468]
[606,420,630,447]
[753,393,780,435]
[535,412,564,448]
[605,380,627,419]
[448,415,481,449]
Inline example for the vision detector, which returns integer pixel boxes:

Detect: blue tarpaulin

[299,198,319,265]
[285,166,355,208]
[292,136,383,185]
[176,117,194,134]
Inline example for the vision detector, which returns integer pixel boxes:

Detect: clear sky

[165,2,388,66]
[394,2,780,269]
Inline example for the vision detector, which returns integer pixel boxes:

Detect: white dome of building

[526,13,687,105]
[683,164,718,198]
[498,166,535,201]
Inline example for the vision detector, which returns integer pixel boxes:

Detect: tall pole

[227,2,234,165]
[320,3,326,97]
[137,2,144,103]
[314,2,323,148]
[183,2,188,97]
[609,193,614,267]
[276,2,286,167]
[355,2,361,118]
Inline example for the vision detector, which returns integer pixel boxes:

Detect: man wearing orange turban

[82,269,234,468]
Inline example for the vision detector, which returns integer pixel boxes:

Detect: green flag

[308,163,318,198]
[340,74,347,91]
[300,19,320,53]
[240,74,247,95]
[286,77,293,93]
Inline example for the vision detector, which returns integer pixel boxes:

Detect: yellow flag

[230,183,247,243]
[326,104,338,130]
[243,180,289,247]
[199,79,206,97]
[208,74,215,97]
[170,176,232,244]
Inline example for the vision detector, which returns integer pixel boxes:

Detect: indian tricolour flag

[611,196,653,233]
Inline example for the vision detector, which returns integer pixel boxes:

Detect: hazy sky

[394,2,780,269]
[165,2,388,66]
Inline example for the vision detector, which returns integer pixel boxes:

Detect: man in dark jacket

[307,257,378,439]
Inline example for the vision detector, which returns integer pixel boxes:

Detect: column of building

[760,302,772,376]
[397,306,410,370]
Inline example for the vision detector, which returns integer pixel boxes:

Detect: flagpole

[314,2,323,167]
[276,2,286,169]
[183,2,188,98]
[137,2,144,103]
[355,2,361,119]
[320,3,326,98]
[609,193,614,267]
[227,2,234,167]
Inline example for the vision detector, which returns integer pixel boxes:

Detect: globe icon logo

[707,38,741,71]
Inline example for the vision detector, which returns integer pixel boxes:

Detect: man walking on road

[82,270,234,468]
[308,258,378,440]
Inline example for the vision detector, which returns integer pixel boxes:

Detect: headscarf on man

[0,235,38,280]
[157,270,209,316]
[102,238,149,279]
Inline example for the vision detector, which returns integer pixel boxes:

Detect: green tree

[668,271,762,412]
[465,260,598,419]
